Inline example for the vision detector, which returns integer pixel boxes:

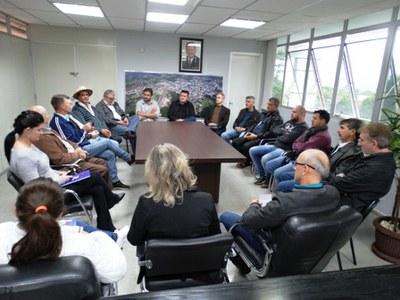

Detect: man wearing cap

[71,86,115,141]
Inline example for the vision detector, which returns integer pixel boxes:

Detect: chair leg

[336,252,343,271]
[349,237,357,265]
[125,138,130,153]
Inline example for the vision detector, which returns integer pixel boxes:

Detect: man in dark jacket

[204,92,230,135]
[233,97,283,168]
[329,123,396,212]
[220,149,340,272]
[167,90,196,122]
[221,96,260,143]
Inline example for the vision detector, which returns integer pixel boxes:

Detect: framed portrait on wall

[179,38,203,73]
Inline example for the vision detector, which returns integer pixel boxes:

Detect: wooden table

[135,122,245,203]
[103,265,400,299]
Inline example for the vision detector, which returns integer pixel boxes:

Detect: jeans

[221,129,240,143]
[184,116,196,122]
[278,179,296,192]
[219,212,264,254]
[249,145,284,177]
[109,115,140,136]
[63,219,117,241]
[82,137,130,183]
[265,156,286,177]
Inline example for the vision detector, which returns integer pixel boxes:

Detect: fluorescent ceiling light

[148,0,188,5]
[53,3,104,18]
[221,19,265,29]
[146,12,188,24]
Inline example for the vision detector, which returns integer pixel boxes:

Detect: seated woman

[4,110,125,232]
[127,143,221,246]
[0,178,127,283]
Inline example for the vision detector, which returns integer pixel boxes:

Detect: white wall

[115,31,267,107]
[0,34,35,172]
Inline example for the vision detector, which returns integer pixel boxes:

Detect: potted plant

[371,95,400,264]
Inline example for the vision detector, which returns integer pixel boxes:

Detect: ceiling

[1,0,400,41]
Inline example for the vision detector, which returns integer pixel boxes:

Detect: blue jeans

[63,219,117,241]
[109,115,140,136]
[184,116,196,122]
[82,137,130,183]
[265,156,286,177]
[249,145,284,177]
[220,212,265,254]
[278,179,296,192]
[221,129,240,143]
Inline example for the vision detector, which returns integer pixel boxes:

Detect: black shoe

[254,176,265,185]
[113,180,130,189]
[123,131,136,139]
[261,182,270,189]
[236,162,250,169]
[230,255,251,275]
[127,154,135,165]
[114,193,125,204]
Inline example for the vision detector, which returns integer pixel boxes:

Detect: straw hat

[73,85,93,99]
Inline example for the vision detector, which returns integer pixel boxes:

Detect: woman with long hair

[4,110,124,231]
[127,143,221,246]
[0,178,126,283]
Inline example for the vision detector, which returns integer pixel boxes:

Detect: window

[10,17,27,39]
[0,12,7,34]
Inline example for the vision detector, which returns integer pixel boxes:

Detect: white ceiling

[1,0,400,41]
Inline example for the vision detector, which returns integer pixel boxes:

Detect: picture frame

[179,38,203,73]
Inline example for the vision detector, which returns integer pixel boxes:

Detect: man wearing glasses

[220,149,340,273]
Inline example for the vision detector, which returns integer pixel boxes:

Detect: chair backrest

[0,256,101,300]
[6,170,24,192]
[139,232,233,291]
[268,205,362,277]
[360,199,380,219]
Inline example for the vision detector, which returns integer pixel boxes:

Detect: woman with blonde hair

[127,143,220,246]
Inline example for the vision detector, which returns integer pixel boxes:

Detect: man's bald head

[30,105,50,124]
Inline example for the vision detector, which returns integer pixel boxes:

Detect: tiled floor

[0,160,390,295]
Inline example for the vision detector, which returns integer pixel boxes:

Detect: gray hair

[301,149,330,179]
[246,96,255,102]
[103,89,115,98]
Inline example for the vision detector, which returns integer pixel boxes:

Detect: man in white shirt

[135,88,160,122]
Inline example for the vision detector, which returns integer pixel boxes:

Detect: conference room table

[135,122,246,203]
[103,265,400,300]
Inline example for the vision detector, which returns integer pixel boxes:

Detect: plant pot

[372,216,400,264]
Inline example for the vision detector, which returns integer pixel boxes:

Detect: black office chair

[336,199,380,270]
[137,232,233,292]
[230,205,362,278]
[0,256,101,300]
[6,169,94,225]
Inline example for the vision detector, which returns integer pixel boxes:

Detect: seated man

[167,90,196,122]
[135,87,160,122]
[204,92,230,136]
[71,86,115,140]
[233,97,283,168]
[220,96,260,143]
[277,118,363,192]
[328,123,396,212]
[262,109,332,188]
[220,149,340,272]
[95,89,140,151]
[50,94,134,189]
[250,105,308,185]
[30,105,113,189]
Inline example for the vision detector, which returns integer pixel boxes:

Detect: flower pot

[372,216,400,264]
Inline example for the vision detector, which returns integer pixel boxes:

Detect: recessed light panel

[53,3,104,18]
[221,19,265,29]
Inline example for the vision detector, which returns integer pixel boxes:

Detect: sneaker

[114,226,129,248]
[112,180,130,189]
[254,176,266,185]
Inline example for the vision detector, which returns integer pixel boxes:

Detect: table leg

[192,163,221,203]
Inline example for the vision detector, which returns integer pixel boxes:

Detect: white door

[226,52,263,129]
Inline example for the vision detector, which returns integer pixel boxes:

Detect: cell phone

[259,194,272,207]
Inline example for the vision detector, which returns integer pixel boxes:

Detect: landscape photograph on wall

[125,71,223,118]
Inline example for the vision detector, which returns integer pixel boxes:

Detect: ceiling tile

[99,0,145,19]
[176,23,214,35]
[200,0,255,10]
[204,26,246,37]
[145,21,181,33]
[246,0,323,13]
[233,28,277,39]
[187,6,237,25]
[108,17,144,31]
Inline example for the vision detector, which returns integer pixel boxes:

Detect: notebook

[61,170,90,187]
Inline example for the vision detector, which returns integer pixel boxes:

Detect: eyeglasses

[293,161,315,170]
